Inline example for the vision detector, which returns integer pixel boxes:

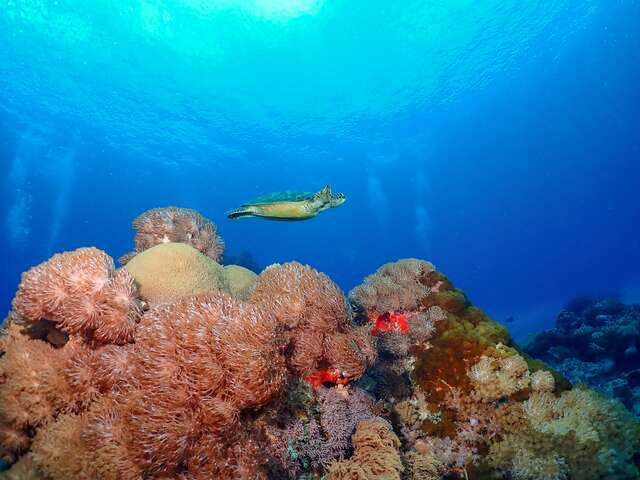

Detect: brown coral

[224,264,258,300]
[119,206,224,264]
[349,258,436,313]
[11,247,142,345]
[251,262,376,383]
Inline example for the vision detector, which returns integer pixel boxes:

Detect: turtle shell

[242,190,314,206]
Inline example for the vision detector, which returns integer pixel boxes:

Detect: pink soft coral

[12,247,142,345]
[119,206,224,264]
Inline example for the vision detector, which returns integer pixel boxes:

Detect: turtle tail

[227,207,256,219]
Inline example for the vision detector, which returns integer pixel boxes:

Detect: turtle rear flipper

[227,207,257,219]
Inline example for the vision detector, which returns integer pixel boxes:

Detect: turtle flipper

[227,207,257,219]
[313,185,332,202]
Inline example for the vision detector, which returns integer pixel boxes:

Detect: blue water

[1,1,639,341]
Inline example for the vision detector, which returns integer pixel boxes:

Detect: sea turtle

[227,185,346,220]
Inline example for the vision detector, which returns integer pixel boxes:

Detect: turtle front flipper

[313,185,332,202]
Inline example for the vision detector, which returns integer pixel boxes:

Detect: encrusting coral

[1,210,639,480]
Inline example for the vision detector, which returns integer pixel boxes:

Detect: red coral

[304,369,349,388]
[119,206,224,264]
[370,311,410,336]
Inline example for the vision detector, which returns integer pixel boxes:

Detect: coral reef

[489,386,640,480]
[119,206,224,264]
[524,297,640,415]
[348,260,637,479]
[1,209,639,480]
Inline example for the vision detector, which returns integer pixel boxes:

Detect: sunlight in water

[250,0,324,19]
[174,0,324,20]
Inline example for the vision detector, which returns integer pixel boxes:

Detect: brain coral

[223,264,257,301]
[124,242,228,304]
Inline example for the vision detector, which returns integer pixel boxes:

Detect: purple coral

[265,386,387,476]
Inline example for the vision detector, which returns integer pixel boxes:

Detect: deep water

[1,1,639,341]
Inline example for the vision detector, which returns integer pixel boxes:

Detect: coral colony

[525,297,640,417]
[1,207,639,480]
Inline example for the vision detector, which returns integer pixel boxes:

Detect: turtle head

[330,192,346,208]
[313,185,345,212]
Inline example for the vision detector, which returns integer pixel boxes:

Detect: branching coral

[119,206,224,264]
[11,247,142,345]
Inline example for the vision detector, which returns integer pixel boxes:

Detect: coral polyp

[1,208,638,479]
